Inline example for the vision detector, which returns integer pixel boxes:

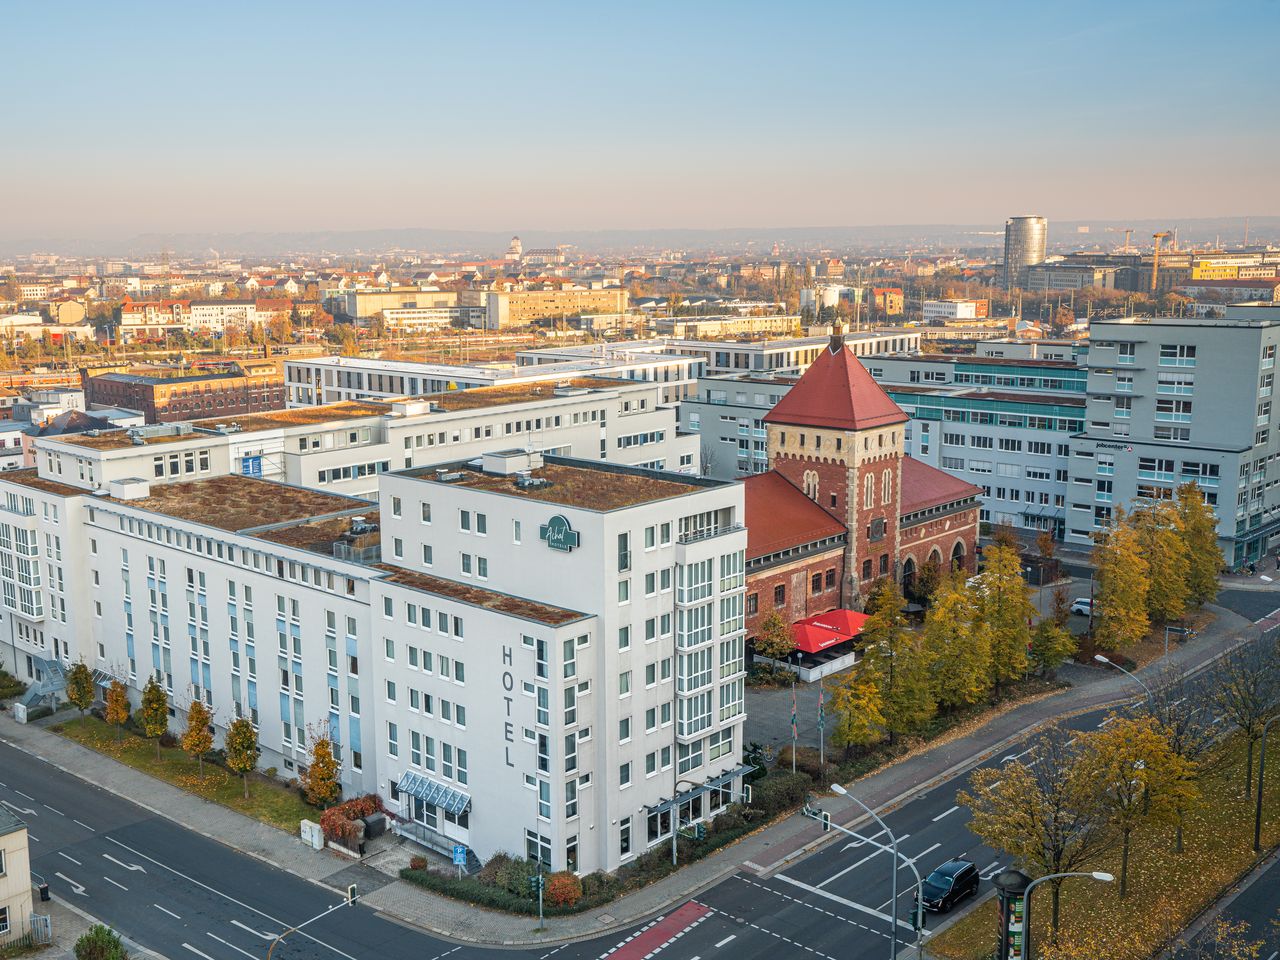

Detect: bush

[74,924,127,960]
[408,855,428,871]
[319,794,386,841]
[496,856,538,897]
[476,851,512,886]
[778,745,829,782]
[750,771,812,818]
[264,766,278,779]
[25,705,53,722]
[545,871,583,907]
[0,668,27,701]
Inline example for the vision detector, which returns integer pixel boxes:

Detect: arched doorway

[951,540,966,572]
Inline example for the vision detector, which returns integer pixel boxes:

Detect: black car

[916,858,980,912]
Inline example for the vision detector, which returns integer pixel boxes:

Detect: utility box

[299,819,324,850]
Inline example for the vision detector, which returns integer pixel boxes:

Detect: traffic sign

[452,844,467,866]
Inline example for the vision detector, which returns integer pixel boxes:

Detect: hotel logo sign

[539,515,580,553]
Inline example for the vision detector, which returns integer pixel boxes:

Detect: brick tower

[762,328,909,604]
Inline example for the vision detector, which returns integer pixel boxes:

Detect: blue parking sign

[452,845,466,866]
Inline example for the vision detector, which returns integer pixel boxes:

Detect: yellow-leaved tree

[922,574,990,708]
[300,726,342,808]
[1091,511,1150,650]
[181,699,214,775]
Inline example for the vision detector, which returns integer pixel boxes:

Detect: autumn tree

[753,610,795,662]
[1142,667,1223,852]
[1077,715,1197,898]
[65,660,95,719]
[974,544,1033,687]
[1092,513,1150,650]
[861,579,935,740]
[1049,586,1072,628]
[991,521,1020,551]
[300,726,342,808]
[911,554,943,606]
[139,676,169,759]
[959,727,1113,936]
[922,574,990,708]
[224,716,260,800]
[105,679,130,741]
[1175,481,1224,607]
[1131,500,1191,625]
[1208,640,1280,797]
[828,667,884,757]
[1030,618,1078,676]
[181,699,214,775]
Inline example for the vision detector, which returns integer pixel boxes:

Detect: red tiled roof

[763,339,908,431]
[742,472,846,560]
[899,456,983,515]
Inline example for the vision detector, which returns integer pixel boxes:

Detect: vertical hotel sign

[539,515,580,552]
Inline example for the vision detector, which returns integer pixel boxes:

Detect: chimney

[829,319,845,353]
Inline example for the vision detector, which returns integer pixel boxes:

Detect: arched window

[863,474,874,508]
[951,540,966,571]
[882,469,893,505]
[901,556,916,595]
[803,470,819,500]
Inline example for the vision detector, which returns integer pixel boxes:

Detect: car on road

[916,858,980,913]
[1069,597,1093,617]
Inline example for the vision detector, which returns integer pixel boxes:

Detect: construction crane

[1150,231,1170,293]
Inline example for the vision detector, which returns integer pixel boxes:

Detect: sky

[4,0,1279,242]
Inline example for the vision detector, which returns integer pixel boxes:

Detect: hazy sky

[5,0,1278,241]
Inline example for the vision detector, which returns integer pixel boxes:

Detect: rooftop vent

[349,515,379,536]
[481,449,544,476]
[434,468,465,483]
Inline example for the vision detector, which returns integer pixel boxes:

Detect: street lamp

[1254,715,1278,854]
[1093,654,1154,703]
[829,783,925,959]
[1023,871,1113,960]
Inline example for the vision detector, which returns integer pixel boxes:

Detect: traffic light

[741,783,752,805]
[346,884,358,904]
[821,811,831,832]
[695,823,706,841]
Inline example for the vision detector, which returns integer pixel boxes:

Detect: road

[1174,854,1280,960]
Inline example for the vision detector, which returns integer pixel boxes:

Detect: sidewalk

[0,601,1260,948]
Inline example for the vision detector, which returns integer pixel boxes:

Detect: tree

[74,924,128,960]
[754,610,795,662]
[1048,586,1072,628]
[1131,501,1191,625]
[1036,528,1057,563]
[861,580,935,740]
[1092,514,1150,650]
[828,666,885,757]
[922,574,990,708]
[1182,916,1268,960]
[959,727,1113,937]
[224,716,260,799]
[1175,481,1224,607]
[974,545,1033,687]
[1076,715,1197,898]
[1030,618,1077,677]
[105,679,130,742]
[181,699,214,775]
[991,521,1020,551]
[300,727,342,808]
[1208,640,1280,797]
[1142,667,1223,852]
[139,676,169,759]
[65,660,95,718]
[911,554,943,606]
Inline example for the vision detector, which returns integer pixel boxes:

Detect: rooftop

[56,428,200,450]
[192,401,388,434]
[741,472,846,560]
[418,377,626,412]
[765,337,909,431]
[112,475,367,533]
[375,564,587,627]
[0,804,26,838]
[254,510,380,557]
[899,456,984,515]
[409,456,709,511]
[0,468,87,498]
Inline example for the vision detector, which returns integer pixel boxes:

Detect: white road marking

[103,853,147,873]
[28,833,39,842]
[1,799,37,816]
[43,803,65,816]
[979,861,1004,879]
[154,904,182,920]
[841,826,890,850]
[1262,951,1276,960]
[105,836,360,960]
[74,819,95,831]
[931,805,959,822]
[715,936,736,948]
[230,920,275,940]
[182,944,216,960]
[1098,716,1117,728]
[102,876,128,891]
[14,789,35,801]
[902,842,941,868]
[57,852,82,865]
[54,872,87,896]
[821,832,910,887]
[207,933,259,960]
[990,779,1003,789]
[775,873,916,931]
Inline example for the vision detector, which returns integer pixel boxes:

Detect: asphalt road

[1174,854,1280,960]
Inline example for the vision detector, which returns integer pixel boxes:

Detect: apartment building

[1070,312,1280,563]
[922,299,990,322]
[482,289,628,330]
[374,452,747,872]
[37,376,698,501]
[1025,263,1122,291]
[652,315,803,340]
[0,808,32,946]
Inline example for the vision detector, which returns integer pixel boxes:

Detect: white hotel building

[0,449,746,875]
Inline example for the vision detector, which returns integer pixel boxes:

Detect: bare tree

[1209,637,1280,797]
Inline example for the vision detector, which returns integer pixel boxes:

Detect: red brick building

[80,360,285,424]
[743,331,980,640]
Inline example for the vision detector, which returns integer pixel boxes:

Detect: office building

[81,360,285,424]
[1003,216,1048,290]
[922,299,990,322]
[1025,263,1121,292]
[483,289,628,330]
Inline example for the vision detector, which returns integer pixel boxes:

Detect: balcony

[678,523,745,546]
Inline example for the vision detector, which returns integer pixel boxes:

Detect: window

[773,584,785,607]
[619,670,632,696]
[619,762,632,787]
[620,817,632,858]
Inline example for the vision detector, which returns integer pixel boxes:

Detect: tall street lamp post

[1094,654,1154,704]
[1023,871,1113,960]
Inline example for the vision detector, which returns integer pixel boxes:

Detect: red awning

[791,622,847,654]
[801,609,869,638]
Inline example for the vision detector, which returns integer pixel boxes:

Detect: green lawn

[926,731,1280,960]
[51,715,315,833]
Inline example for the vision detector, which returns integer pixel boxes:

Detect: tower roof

[763,336,908,431]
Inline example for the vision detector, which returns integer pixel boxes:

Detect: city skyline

[5,0,1279,243]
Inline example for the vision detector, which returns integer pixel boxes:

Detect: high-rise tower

[1003,216,1047,290]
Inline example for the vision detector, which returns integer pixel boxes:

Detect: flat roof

[375,564,587,627]
[0,468,87,498]
[56,429,201,451]
[875,353,1080,369]
[419,377,625,412]
[111,475,368,533]
[408,456,710,511]
[0,804,26,837]
[192,401,387,433]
